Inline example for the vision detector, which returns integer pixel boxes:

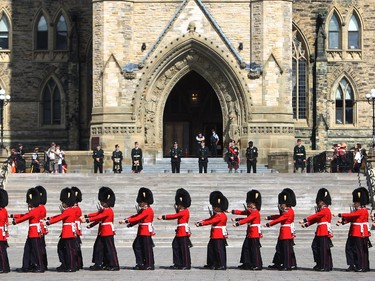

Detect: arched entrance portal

[163,71,223,157]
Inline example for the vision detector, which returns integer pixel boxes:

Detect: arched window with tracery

[42,78,61,125]
[36,15,48,50]
[328,13,341,49]
[348,14,360,49]
[0,14,10,49]
[56,14,68,50]
[335,78,354,125]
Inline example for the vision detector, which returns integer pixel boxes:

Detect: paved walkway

[4,245,375,280]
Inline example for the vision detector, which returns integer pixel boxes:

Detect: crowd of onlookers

[331,143,367,173]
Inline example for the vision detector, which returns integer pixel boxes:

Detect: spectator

[47,142,57,173]
[31,147,40,173]
[16,144,26,173]
[55,145,65,173]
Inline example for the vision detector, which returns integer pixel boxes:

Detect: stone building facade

[0,0,374,164]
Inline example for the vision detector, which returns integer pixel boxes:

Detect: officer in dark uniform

[92,144,104,173]
[111,144,123,173]
[246,141,258,173]
[131,142,143,173]
[170,142,183,173]
[16,144,26,173]
[293,139,306,173]
[198,141,209,173]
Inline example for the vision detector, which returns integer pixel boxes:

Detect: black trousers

[94,161,103,173]
[76,236,83,269]
[41,235,48,269]
[206,239,227,268]
[272,239,296,269]
[247,160,257,173]
[92,235,119,268]
[311,236,332,270]
[345,236,369,271]
[172,236,191,268]
[133,236,154,268]
[0,241,10,273]
[22,237,45,271]
[211,143,218,156]
[57,238,77,271]
[171,161,180,173]
[199,161,208,173]
[240,237,262,268]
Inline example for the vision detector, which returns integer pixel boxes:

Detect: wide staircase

[3,172,366,248]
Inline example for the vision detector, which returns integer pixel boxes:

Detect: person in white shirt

[47,142,56,173]
[55,145,65,173]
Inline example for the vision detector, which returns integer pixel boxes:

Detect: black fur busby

[210,191,229,211]
[98,186,115,207]
[136,187,154,205]
[278,190,294,207]
[352,187,370,206]
[175,188,191,208]
[0,189,8,208]
[282,188,296,207]
[246,189,262,211]
[59,187,75,207]
[316,188,331,206]
[35,185,47,205]
[71,186,82,203]
[26,188,40,207]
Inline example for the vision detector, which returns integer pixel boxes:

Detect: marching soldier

[225,140,239,173]
[81,186,119,271]
[264,189,297,271]
[111,144,123,174]
[92,144,104,173]
[232,190,263,270]
[293,139,306,173]
[0,189,10,273]
[120,187,155,270]
[300,188,333,271]
[71,186,84,270]
[131,142,143,173]
[170,142,183,173]
[246,141,258,173]
[195,191,228,270]
[158,188,192,269]
[35,185,48,270]
[336,187,370,272]
[198,140,209,173]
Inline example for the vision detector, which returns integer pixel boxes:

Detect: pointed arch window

[292,30,307,120]
[335,78,354,124]
[43,78,61,125]
[56,15,68,50]
[348,15,360,49]
[0,15,9,49]
[36,15,48,50]
[328,14,341,49]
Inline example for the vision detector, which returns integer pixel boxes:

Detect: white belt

[212,226,228,236]
[177,223,190,233]
[248,223,262,234]
[139,222,154,233]
[352,222,370,234]
[317,222,332,234]
[1,225,8,237]
[281,223,295,234]
[101,222,115,232]
[75,220,82,231]
[29,223,41,233]
[63,222,77,234]
[296,153,304,156]
[40,219,48,232]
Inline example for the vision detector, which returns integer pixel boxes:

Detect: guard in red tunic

[232,189,263,270]
[81,186,119,271]
[336,187,370,272]
[120,187,155,270]
[71,186,83,270]
[158,188,192,270]
[0,189,10,273]
[300,188,333,271]
[35,185,48,270]
[45,188,77,272]
[264,189,297,271]
[195,191,228,270]
[12,188,45,272]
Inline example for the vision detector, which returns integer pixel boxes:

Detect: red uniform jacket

[74,205,83,236]
[305,206,332,237]
[0,208,9,241]
[36,204,48,235]
[233,208,262,238]
[14,207,42,238]
[340,208,370,238]
[127,207,154,236]
[200,211,228,239]
[48,207,77,238]
[86,207,115,236]
[269,208,295,240]
[164,208,190,237]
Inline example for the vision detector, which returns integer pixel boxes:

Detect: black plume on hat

[71,186,82,203]
[0,189,8,208]
[352,187,370,206]
[316,188,331,205]
[175,188,191,208]
[35,185,47,205]
[26,188,40,207]
[210,191,229,211]
[137,187,154,205]
[98,186,115,207]
[278,190,293,207]
[246,189,262,211]
[282,188,296,207]
[60,187,75,207]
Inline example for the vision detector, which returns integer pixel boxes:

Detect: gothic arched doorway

[163,71,223,157]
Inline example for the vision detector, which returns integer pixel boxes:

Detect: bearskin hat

[26,188,40,207]
[136,187,153,205]
[316,188,331,206]
[278,190,294,207]
[210,191,229,211]
[59,187,75,207]
[352,187,370,206]
[175,188,191,208]
[282,188,296,207]
[246,189,262,211]
[98,186,116,207]
[71,186,82,203]
[0,189,8,208]
[35,185,47,205]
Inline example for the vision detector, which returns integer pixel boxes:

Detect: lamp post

[365,88,375,148]
[0,88,10,149]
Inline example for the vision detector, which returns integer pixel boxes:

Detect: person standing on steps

[198,141,209,173]
[246,141,258,173]
[170,142,183,173]
[92,144,104,174]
